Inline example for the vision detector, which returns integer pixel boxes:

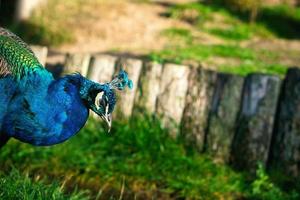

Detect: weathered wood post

[87,54,116,83]
[206,73,244,162]
[156,63,190,138]
[231,74,281,171]
[134,61,162,114]
[30,45,48,66]
[63,53,91,77]
[114,57,142,118]
[269,68,300,177]
[181,67,216,151]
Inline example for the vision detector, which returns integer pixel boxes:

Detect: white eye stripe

[95,91,104,110]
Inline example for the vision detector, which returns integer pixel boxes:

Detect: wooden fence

[32,46,300,177]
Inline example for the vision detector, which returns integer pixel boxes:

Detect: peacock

[0,27,133,148]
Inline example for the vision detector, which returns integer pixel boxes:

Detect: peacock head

[80,70,133,132]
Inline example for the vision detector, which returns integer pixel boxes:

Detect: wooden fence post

[87,54,116,83]
[206,73,244,162]
[181,67,217,151]
[231,74,281,171]
[114,57,143,118]
[269,68,300,177]
[134,61,162,114]
[63,53,91,77]
[156,63,190,138]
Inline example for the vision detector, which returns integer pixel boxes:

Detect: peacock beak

[101,113,112,132]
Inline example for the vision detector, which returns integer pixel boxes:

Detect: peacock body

[0,27,132,147]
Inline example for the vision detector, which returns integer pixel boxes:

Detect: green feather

[0,28,44,79]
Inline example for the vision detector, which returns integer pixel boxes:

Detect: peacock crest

[108,69,133,91]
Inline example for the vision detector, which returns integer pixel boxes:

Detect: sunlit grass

[0,116,298,199]
[207,25,252,41]
[149,42,289,76]
[0,169,89,200]
[218,62,288,77]
[150,42,256,61]
[0,117,245,199]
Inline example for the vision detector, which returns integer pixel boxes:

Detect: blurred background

[0,0,300,199]
[1,0,300,75]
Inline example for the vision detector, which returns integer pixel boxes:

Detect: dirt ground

[55,0,225,55]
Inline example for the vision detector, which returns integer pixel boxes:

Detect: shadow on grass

[207,2,300,39]
[258,6,300,39]
[0,0,74,46]
[8,21,74,46]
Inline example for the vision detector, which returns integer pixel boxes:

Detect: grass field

[150,2,300,76]
[0,117,299,199]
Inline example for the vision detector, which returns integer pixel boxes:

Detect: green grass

[161,28,193,44]
[0,169,88,200]
[165,2,274,39]
[150,44,288,75]
[149,43,289,76]
[218,62,288,77]
[206,19,274,41]
[248,163,299,200]
[154,2,296,76]
[150,43,255,61]
[0,117,244,199]
[166,2,217,25]
[207,25,252,41]
[0,117,298,199]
